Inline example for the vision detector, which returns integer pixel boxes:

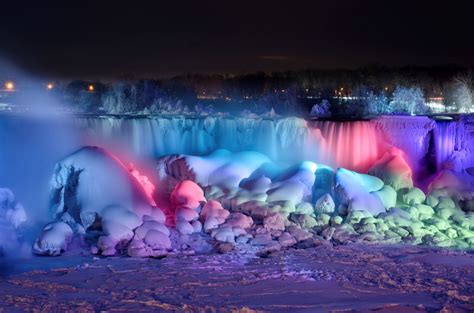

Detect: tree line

[58,65,473,116]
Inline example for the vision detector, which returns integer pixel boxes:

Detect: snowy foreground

[0,244,473,312]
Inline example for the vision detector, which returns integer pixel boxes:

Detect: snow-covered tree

[365,91,390,115]
[451,76,473,113]
[309,99,332,118]
[389,86,427,115]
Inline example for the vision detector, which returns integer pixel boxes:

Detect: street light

[47,83,54,90]
[5,81,14,91]
[88,84,94,92]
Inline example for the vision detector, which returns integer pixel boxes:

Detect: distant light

[340,87,344,91]
[88,84,94,92]
[384,86,388,91]
[5,81,14,91]
[47,83,54,90]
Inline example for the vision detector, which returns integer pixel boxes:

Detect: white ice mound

[368,148,413,191]
[33,221,73,256]
[171,180,206,210]
[171,180,206,234]
[158,149,272,191]
[334,168,386,215]
[158,150,317,207]
[49,146,156,222]
[34,146,170,257]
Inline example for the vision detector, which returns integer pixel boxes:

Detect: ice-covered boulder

[158,150,271,191]
[368,149,413,191]
[334,168,386,216]
[33,221,73,256]
[314,193,335,215]
[171,180,206,210]
[401,187,426,206]
[171,180,207,234]
[200,200,229,223]
[176,220,195,235]
[373,185,397,209]
[266,180,306,205]
[200,200,230,233]
[312,165,335,202]
[175,206,199,222]
[35,146,170,257]
[428,170,474,201]
[49,146,158,224]
[271,161,317,197]
[295,202,314,215]
[263,213,286,231]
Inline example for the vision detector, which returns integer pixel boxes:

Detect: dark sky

[1,0,473,79]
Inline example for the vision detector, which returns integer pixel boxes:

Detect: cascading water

[373,116,435,173]
[78,116,387,173]
[77,116,311,164]
[433,121,457,171]
[307,120,382,173]
[74,115,472,178]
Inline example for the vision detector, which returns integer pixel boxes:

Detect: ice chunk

[368,148,413,191]
[314,193,335,215]
[171,180,206,210]
[334,168,386,215]
[401,188,426,206]
[33,221,73,256]
[49,146,157,222]
[373,185,397,209]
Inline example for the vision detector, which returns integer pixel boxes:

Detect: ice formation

[31,113,474,257]
[0,188,27,254]
[77,115,474,181]
[156,149,474,250]
[33,146,170,257]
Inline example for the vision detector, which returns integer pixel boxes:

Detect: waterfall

[307,120,382,173]
[76,116,311,164]
[74,115,471,176]
[433,121,457,171]
[373,116,435,172]
[76,116,389,173]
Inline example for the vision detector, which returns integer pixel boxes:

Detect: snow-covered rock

[334,168,386,216]
[401,188,426,206]
[34,146,170,257]
[368,149,413,191]
[33,221,73,256]
[373,185,397,209]
[314,193,335,215]
[171,180,206,210]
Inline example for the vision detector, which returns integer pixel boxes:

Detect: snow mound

[34,146,170,257]
[334,168,386,215]
[368,148,413,191]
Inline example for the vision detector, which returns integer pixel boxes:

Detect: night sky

[1,0,473,79]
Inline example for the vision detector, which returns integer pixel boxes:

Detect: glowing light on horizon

[88,84,94,92]
[5,81,14,91]
[47,83,54,90]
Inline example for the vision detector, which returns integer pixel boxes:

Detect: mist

[0,59,82,263]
